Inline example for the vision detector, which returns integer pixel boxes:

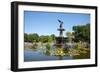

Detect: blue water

[24,48,72,62]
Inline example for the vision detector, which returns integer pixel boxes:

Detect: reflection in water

[24,43,90,62]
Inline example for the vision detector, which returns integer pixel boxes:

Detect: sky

[24,11,90,36]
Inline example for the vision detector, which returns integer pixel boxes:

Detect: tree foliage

[24,33,28,42]
[73,23,90,43]
[24,33,39,42]
[24,33,56,43]
[66,32,74,42]
[50,34,56,41]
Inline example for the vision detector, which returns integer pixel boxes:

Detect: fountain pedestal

[55,37,67,47]
[55,20,67,48]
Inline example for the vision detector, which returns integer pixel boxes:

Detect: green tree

[73,23,90,43]
[28,33,39,43]
[39,35,48,43]
[39,35,52,43]
[66,32,74,43]
[50,34,56,42]
[24,33,28,42]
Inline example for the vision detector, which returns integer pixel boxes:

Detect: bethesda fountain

[55,19,67,48]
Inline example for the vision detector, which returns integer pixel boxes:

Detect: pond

[24,43,90,62]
